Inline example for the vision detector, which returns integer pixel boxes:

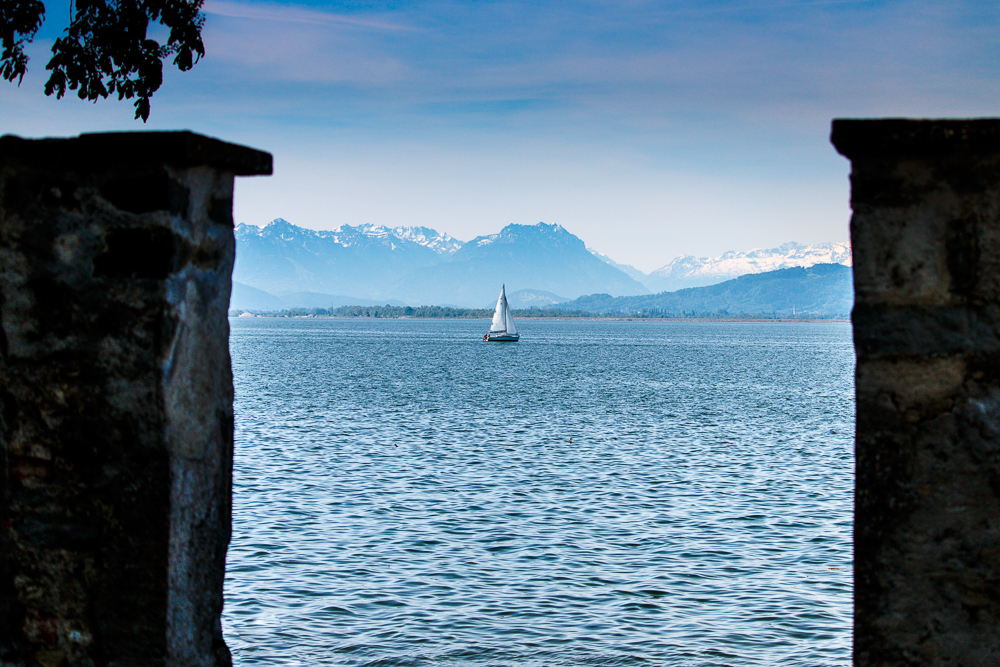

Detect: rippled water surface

[224,318,854,666]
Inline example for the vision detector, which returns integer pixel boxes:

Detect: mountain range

[233,220,647,308]
[590,241,852,293]
[231,218,852,311]
[553,264,852,318]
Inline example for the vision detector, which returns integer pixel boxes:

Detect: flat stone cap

[832,118,1000,159]
[0,130,272,176]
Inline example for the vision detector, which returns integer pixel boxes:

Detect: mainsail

[490,285,508,332]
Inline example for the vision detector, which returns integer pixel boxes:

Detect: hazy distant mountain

[231,281,288,311]
[230,280,405,311]
[392,223,649,307]
[507,289,569,309]
[641,242,852,293]
[233,219,458,299]
[233,219,646,308]
[555,264,852,317]
[588,248,648,283]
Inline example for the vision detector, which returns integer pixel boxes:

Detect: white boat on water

[485,284,520,342]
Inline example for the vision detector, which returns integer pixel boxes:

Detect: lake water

[223,318,855,667]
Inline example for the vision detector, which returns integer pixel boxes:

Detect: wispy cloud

[200,1,414,83]
[194,0,1000,123]
[202,0,418,31]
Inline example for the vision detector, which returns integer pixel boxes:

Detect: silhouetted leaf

[3,0,204,120]
[0,0,45,85]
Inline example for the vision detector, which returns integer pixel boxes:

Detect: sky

[2,0,998,272]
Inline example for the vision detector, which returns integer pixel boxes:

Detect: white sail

[490,285,507,332]
[504,294,517,334]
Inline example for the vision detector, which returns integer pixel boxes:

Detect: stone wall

[833,119,1000,666]
[0,132,271,667]
[6,122,998,667]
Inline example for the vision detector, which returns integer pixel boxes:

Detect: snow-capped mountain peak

[465,223,579,251]
[643,241,851,293]
[653,242,851,277]
[391,226,464,255]
[237,220,465,255]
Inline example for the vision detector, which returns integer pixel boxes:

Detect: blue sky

[2,0,997,270]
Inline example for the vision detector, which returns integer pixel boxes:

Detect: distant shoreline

[231,314,849,323]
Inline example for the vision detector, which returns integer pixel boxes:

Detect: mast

[501,284,507,328]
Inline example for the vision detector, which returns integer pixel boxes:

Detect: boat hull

[486,333,520,342]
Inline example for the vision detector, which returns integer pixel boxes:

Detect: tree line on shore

[228,305,845,320]
[228,305,597,318]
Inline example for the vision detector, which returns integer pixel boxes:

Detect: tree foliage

[1,0,205,120]
[0,0,45,84]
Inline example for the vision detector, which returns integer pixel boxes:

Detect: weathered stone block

[0,132,271,667]
[834,119,1000,666]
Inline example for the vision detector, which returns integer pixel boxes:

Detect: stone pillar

[0,132,271,667]
[833,119,1000,665]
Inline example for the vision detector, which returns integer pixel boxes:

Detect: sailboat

[485,284,520,342]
